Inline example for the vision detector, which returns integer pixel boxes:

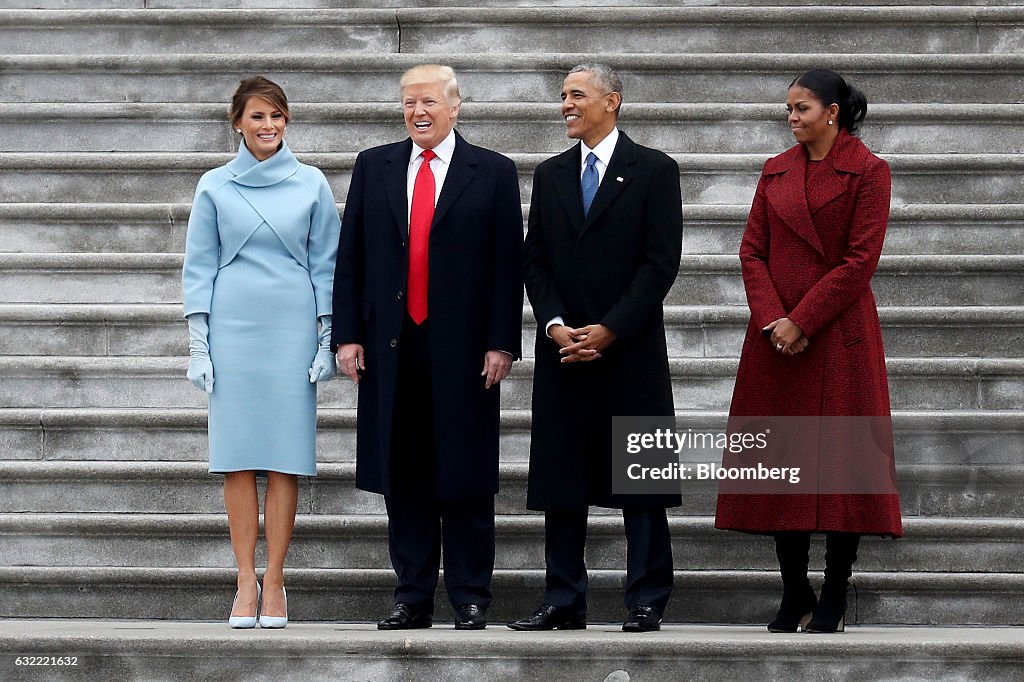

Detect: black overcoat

[332,132,523,498]
[523,131,683,510]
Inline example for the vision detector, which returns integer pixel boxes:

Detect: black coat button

[389,339,398,348]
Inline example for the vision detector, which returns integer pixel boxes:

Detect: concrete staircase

[1,2,1023,680]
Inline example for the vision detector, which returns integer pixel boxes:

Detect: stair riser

[7,118,1023,156]
[1,164,1017,206]
[4,419,1020,466]
[685,221,1024,256]
[0,573,1017,625]
[11,0,1024,7]
[0,24,398,56]
[0,219,183,254]
[3,527,1019,573]
[2,473,1021,517]
[2,317,1020,358]
[0,363,1018,410]
[1,14,1019,57]
[2,68,1021,105]
[668,270,1023,307]
[1,268,1017,306]
[3,215,1023,256]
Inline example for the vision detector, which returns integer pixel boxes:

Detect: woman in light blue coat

[182,76,339,629]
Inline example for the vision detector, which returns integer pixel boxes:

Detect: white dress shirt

[546,127,620,336]
[407,128,456,223]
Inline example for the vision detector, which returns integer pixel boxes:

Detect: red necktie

[407,148,436,324]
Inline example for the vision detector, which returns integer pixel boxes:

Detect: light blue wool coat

[182,141,339,476]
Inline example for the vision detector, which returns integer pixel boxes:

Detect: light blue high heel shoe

[228,582,261,629]
[259,586,287,629]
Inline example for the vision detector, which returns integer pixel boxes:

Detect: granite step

[13,0,1024,7]
[2,513,1020,573]
[3,151,1021,205]
[4,102,1024,155]
[2,7,1022,56]
[0,304,1020,358]
[2,53,1022,104]
[0,355,1020,411]
[2,408,1020,468]
[2,621,1023,682]
[3,202,1023,256]
[0,9,400,55]
[0,565,1021,625]
[1,461,1021,518]
[1,252,1020,306]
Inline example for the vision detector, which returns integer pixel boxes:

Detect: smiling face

[402,80,460,150]
[785,84,839,147]
[235,96,286,161]
[560,70,620,149]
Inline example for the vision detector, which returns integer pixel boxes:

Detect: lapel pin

[616,176,624,182]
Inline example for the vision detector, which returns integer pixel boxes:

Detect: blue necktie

[581,152,599,217]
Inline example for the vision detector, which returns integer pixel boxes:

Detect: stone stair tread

[3,201,1024,217]
[5,150,1024,167]
[7,100,1024,118]
[2,354,1021,373]
[1,620,1023,682]
[2,563,1024,627]
[2,459,1021,479]
[1,252,1020,270]
[3,512,1022,537]
[0,302,1020,322]
[3,564,1023,589]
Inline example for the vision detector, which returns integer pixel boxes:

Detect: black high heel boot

[768,532,816,633]
[805,532,860,633]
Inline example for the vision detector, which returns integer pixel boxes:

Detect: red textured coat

[714,130,903,537]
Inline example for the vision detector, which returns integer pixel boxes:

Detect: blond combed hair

[400,64,461,104]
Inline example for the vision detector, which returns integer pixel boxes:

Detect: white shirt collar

[580,126,619,170]
[411,128,457,166]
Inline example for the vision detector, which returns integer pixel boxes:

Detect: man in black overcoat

[508,63,683,633]
[332,64,523,630]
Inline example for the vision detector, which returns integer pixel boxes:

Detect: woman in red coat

[714,69,903,633]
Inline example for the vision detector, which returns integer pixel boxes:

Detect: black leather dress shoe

[454,603,487,630]
[622,605,662,632]
[377,603,432,630]
[506,604,586,631]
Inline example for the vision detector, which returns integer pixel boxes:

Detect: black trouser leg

[622,507,674,615]
[542,508,588,615]
[385,494,440,615]
[385,313,439,615]
[440,495,496,610]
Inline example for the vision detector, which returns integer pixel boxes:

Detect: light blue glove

[186,313,214,394]
[309,315,337,383]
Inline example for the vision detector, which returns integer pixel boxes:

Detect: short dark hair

[229,76,290,131]
[568,63,623,114]
[790,69,867,135]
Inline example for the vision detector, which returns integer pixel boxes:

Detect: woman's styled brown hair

[229,76,290,131]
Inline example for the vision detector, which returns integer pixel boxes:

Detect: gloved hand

[186,313,214,393]
[309,315,337,383]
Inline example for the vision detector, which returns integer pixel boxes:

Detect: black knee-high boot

[768,532,816,633]
[805,532,860,633]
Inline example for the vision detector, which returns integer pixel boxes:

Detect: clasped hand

[554,323,616,363]
[763,317,810,356]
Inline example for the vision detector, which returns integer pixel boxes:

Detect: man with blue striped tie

[511,63,684,633]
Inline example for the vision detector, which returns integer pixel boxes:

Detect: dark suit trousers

[384,313,495,615]
[544,507,674,616]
